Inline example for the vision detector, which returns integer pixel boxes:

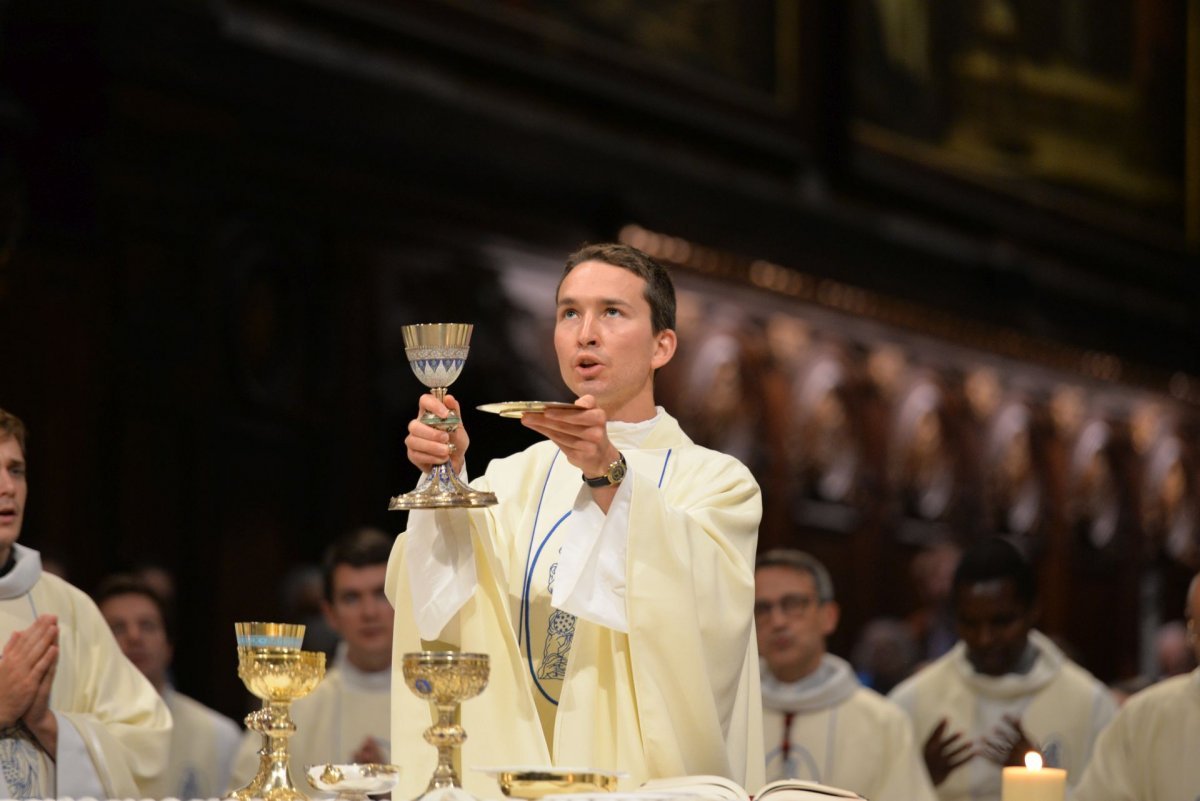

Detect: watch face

[609,457,627,484]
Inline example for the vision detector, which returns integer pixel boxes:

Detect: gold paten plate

[477,401,582,419]
[476,767,625,798]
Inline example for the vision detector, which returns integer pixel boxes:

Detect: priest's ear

[819,599,840,638]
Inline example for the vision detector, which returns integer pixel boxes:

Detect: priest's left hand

[521,395,621,512]
[980,714,1040,767]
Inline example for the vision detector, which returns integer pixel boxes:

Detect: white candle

[1001,752,1066,801]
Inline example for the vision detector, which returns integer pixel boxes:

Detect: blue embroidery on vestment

[1,727,42,799]
[537,561,576,681]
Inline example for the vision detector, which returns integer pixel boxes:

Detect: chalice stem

[427,702,464,790]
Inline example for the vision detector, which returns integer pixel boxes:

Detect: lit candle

[1001,752,1066,801]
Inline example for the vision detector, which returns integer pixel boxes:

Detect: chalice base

[389,464,498,509]
[230,749,310,801]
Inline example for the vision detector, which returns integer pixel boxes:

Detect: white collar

[0,543,42,600]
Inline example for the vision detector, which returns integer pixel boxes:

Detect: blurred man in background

[97,573,241,799]
[757,549,935,801]
[0,407,170,798]
[890,537,1114,801]
[233,527,394,792]
[1073,572,1200,801]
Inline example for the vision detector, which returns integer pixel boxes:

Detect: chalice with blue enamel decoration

[389,323,498,509]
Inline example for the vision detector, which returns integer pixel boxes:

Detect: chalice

[402,651,490,794]
[389,323,498,509]
[231,622,327,801]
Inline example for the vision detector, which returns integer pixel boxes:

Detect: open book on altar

[639,774,866,801]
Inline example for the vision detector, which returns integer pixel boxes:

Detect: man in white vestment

[1072,571,1200,801]
[889,537,1115,801]
[387,243,764,798]
[756,549,935,801]
[0,407,171,799]
[233,527,394,794]
[97,573,241,799]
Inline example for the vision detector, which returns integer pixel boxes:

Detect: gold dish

[477,401,582,419]
[480,768,621,799]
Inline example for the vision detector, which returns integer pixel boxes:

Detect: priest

[0,407,171,798]
[889,537,1115,801]
[757,549,935,801]
[386,243,764,798]
[1072,571,1200,801]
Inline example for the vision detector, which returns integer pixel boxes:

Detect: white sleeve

[405,506,479,641]
[550,477,633,632]
[54,711,106,799]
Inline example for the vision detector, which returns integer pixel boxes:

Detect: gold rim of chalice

[235,621,306,650]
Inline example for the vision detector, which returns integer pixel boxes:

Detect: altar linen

[889,629,1115,801]
[1072,667,1200,801]
[0,544,171,799]
[762,653,936,801]
[387,410,764,800]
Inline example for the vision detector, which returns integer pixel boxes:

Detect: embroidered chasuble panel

[523,506,576,748]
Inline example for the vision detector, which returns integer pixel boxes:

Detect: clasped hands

[0,614,60,757]
[923,715,1040,785]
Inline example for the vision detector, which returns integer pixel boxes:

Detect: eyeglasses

[754,593,822,621]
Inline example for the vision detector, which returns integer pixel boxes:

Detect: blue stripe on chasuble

[521,448,672,706]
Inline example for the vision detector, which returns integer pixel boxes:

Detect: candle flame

[1024,752,1043,771]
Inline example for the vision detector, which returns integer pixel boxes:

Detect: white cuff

[55,712,106,799]
[551,476,632,632]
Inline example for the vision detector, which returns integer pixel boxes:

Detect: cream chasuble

[1072,669,1200,801]
[761,654,936,801]
[386,410,764,800]
[889,630,1116,801]
[142,687,241,800]
[232,648,392,796]
[0,544,171,799]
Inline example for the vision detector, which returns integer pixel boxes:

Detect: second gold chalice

[403,651,490,795]
[389,323,498,509]
[230,623,326,801]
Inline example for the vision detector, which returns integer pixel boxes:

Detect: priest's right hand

[406,393,468,477]
[923,717,974,786]
[0,614,58,728]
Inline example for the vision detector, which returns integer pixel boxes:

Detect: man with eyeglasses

[756,549,935,801]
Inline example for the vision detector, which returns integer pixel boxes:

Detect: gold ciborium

[231,622,326,801]
[389,323,498,509]
[403,651,490,794]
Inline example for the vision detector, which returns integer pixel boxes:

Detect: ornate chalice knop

[231,622,326,801]
[389,323,498,510]
[403,651,490,795]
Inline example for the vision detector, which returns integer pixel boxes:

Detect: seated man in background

[1072,571,1200,801]
[233,527,394,791]
[756,549,935,801]
[0,407,171,798]
[889,537,1115,801]
[97,573,241,799]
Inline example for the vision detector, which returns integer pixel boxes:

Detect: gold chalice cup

[231,632,326,801]
[389,323,498,509]
[403,651,490,794]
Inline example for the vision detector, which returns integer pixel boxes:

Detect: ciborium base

[389,464,497,510]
